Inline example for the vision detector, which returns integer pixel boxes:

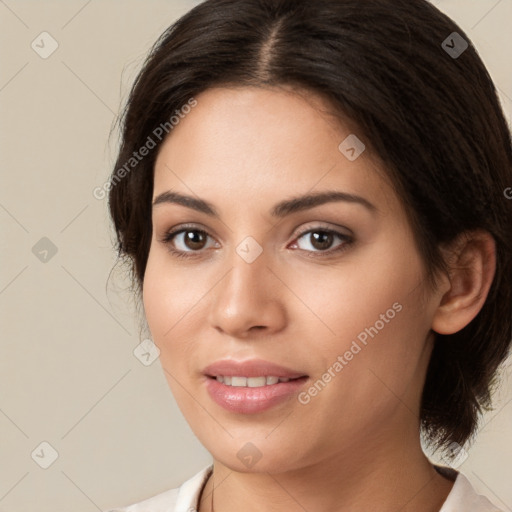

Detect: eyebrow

[152,190,377,217]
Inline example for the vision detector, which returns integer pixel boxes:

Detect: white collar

[438,471,502,512]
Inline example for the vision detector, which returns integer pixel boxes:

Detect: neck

[199,424,454,512]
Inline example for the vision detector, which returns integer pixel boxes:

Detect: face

[143,86,440,473]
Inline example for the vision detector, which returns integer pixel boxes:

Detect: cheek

[313,293,429,431]
[142,252,170,340]
[142,251,200,359]
[293,241,429,404]
[291,241,424,353]
[142,258,205,412]
[142,247,228,403]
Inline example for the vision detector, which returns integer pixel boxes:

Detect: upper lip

[203,359,308,379]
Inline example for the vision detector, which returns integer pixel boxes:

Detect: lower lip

[205,376,308,414]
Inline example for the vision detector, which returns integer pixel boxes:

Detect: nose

[207,249,287,339]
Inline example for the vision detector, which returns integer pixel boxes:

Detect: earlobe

[431,230,496,335]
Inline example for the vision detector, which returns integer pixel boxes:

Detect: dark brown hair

[108,0,512,454]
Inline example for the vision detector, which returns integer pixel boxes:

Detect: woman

[105,0,512,510]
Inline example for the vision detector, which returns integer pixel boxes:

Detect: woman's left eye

[160,225,353,259]
[290,228,353,254]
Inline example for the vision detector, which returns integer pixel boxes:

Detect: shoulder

[104,465,213,512]
[439,469,504,512]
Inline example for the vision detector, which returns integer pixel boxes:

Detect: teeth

[247,376,266,387]
[214,376,295,387]
[231,376,247,387]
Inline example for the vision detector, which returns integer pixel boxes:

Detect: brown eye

[162,228,216,255]
[309,231,334,250]
[182,230,208,250]
[292,228,353,256]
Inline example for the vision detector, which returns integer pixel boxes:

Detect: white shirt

[106,464,504,512]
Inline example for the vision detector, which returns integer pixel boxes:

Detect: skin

[143,86,496,512]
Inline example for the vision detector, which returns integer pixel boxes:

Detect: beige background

[0,1,511,511]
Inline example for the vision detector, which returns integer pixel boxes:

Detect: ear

[431,230,496,335]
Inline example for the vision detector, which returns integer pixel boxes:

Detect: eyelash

[159,224,354,260]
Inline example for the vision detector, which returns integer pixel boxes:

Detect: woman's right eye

[161,228,218,258]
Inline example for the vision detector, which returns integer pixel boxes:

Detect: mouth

[206,375,306,387]
[202,358,307,380]
[202,359,309,414]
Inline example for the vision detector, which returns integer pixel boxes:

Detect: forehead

[153,86,395,215]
